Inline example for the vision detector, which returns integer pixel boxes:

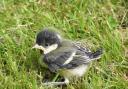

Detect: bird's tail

[89,48,103,60]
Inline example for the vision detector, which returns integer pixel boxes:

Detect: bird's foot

[42,78,69,86]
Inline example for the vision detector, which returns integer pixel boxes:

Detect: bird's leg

[43,78,69,86]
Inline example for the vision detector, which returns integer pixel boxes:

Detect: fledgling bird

[32,27,103,85]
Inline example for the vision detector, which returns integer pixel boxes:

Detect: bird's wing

[61,49,91,69]
[43,48,77,72]
[73,41,91,52]
[62,48,103,69]
[62,56,92,69]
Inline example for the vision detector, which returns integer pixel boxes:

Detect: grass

[0,0,128,89]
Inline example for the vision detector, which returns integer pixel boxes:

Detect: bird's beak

[32,44,45,51]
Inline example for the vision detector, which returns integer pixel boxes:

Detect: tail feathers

[89,48,103,60]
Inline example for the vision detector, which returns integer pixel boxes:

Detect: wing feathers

[63,52,76,65]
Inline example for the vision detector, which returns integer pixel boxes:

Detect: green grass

[0,0,128,89]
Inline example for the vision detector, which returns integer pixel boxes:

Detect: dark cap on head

[36,28,61,47]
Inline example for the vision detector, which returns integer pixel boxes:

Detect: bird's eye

[45,43,49,47]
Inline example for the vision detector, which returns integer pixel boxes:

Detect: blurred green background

[0,0,128,89]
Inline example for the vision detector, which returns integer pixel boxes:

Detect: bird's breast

[60,64,88,78]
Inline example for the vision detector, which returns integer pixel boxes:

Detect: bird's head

[32,28,62,54]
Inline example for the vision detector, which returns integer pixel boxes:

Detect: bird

[32,27,103,85]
